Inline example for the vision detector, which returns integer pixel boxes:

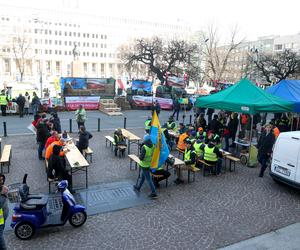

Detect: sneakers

[133,185,140,192]
[148,193,158,199]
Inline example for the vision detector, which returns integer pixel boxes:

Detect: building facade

[0,3,192,93]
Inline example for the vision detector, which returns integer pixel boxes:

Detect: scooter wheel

[15,222,35,240]
[69,211,87,227]
[240,155,248,165]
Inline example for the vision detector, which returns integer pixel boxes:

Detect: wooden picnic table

[65,140,89,189]
[121,129,141,154]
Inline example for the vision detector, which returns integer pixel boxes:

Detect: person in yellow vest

[133,135,157,199]
[174,140,197,184]
[166,116,177,132]
[144,117,152,134]
[0,174,8,249]
[113,129,127,157]
[0,90,9,117]
[193,137,205,158]
[200,138,223,175]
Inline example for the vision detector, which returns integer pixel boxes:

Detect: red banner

[65,96,100,110]
[131,96,173,110]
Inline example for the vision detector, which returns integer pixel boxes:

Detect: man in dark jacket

[36,118,50,160]
[206,108,215,123]
[228,112,239,147]
[0,174,8,249]
[76,126,93,153]
[49,112,62,133]
[172,98,181,121]
[16,93,26,117]
[258,124,275,177]
[208,114,223,135]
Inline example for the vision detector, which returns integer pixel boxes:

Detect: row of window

[36,49,113,58]
[34,29,107,39]
[35,39,107,48]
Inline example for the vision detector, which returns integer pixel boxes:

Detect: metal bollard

[98,118,101,132]
[69,119,72,133]
[189,114,192,124]
[124,117,127,129]
[3,122,7,137]
[182,115,186,124]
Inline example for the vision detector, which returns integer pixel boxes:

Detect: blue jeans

[32,104,39,115]
[0,224,6,250]
[137,168,156,195]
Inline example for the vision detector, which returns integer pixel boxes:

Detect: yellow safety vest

[0,208,4,225]
[184,148,195,167]
[204,145,218,162]
[145,120,151,130]
[193,142,203,157]
[140,145,154,168]
[0,95,7,106]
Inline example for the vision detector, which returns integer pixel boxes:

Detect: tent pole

[248,114,254,167]
[290,113,294,131]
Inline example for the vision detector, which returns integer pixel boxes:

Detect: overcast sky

[2,0,300,41]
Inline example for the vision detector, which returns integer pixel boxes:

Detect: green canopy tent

[195,78,294,166]
[195,78,294,114]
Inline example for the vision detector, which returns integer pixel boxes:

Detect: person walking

[133,135,157,199]
[75,105,86,129]
[16,93,26,118]
[24,92,30,115]
[172,98,181,121]
[0,174,9,250]
[0,90,9,117]
[152,100,161,117]
[31,92,41,115]
[258,124,275,177]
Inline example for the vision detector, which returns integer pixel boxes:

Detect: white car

[185,86,196,95]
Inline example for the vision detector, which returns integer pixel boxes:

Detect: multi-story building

[0,3,192,93]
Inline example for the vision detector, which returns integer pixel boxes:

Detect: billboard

[166,76,185,88]
[60,77,115,97]
[131,96,173,110]
[65,96,100,110]
[131,80,152,92]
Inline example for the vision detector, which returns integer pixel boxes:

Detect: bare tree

[201,24,244,82]
[120,37,198,84]
[250,49,300,83]
[11,33,32,82]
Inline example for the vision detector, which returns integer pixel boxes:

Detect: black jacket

[36,122,50,143]
[78,131,93,150]
[16,96,26,107]
[258,132,275,157]
[228,117,239,137]
[208,118,223,135]
[50,115,62,133]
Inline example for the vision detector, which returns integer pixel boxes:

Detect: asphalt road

[0,109,195,135]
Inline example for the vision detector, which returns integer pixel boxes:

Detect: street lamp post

[34,17,44,98]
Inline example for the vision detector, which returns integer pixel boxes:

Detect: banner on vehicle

[166,76,185,88]
[131,96,173,110]
[132,80,152,92]
[65,96,100,110]
[60,77,115,97]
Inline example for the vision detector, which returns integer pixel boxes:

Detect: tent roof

[266,80,300,113]
[195,78,293,114]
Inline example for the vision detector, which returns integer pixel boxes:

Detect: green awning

[195,78,294,114]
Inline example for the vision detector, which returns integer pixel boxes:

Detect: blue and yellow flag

[150,111,170,170]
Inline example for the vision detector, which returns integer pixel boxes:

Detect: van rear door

[271,136,300,181]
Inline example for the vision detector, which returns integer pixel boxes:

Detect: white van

[270,131,300,188]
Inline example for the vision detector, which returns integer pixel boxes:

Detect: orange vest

[177,132,188,151]
[273,127,280,138]
[45,141,65,160]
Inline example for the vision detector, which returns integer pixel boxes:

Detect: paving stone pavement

[2,129,300,250]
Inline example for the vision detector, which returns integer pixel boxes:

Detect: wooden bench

[198,159,217,176]
[45,160,59,193]
[177,164,200,183]
[105,136,115,150]
[128,154,140,170]
[225,155,240,172]
[0,145,11,173]
[83,147,93,163]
